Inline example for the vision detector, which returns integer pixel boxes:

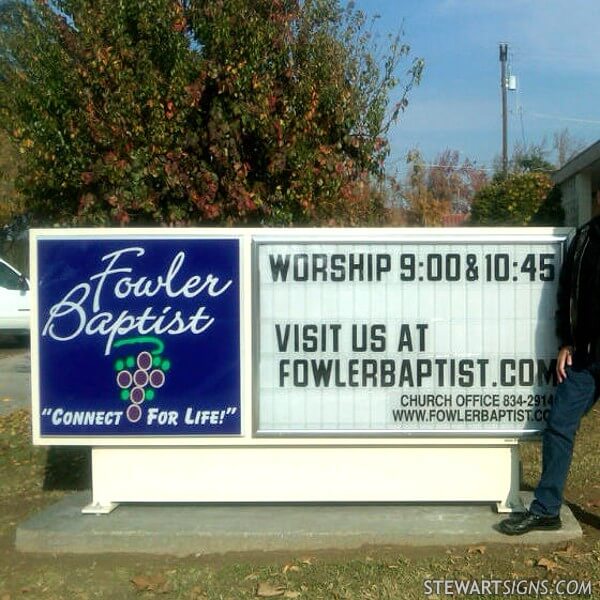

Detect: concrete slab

[16,492,582,556]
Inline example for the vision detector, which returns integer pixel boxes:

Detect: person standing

[499,215,600,535]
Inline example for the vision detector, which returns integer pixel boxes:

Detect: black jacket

[556,214,600,361]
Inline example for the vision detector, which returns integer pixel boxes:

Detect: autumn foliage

[401,149,488,226]
[469,172,556,226]
[0,0,422,226]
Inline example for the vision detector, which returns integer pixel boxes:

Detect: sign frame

[251,228,571,438]
[31,227,571,446]
[30,228,249,446]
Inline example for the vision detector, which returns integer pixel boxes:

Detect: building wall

[560,177,578,227]
[560,173,592,227]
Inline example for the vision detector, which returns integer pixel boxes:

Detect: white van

[0,257,30,336]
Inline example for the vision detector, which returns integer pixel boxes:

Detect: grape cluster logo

[113,336,171,423]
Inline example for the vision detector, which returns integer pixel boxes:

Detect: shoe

[498,510,561,535]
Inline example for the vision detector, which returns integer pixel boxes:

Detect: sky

[351,0,600,176]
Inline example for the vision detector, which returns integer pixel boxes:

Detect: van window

[0,262,23,290]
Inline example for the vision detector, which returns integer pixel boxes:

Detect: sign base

[81,501,119,515]
[85,442,523,513]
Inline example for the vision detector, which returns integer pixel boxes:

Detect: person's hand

[556,345,573,383]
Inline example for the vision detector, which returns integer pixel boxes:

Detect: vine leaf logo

[112,336,171,424]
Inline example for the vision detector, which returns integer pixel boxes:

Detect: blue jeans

[530,363,599,517]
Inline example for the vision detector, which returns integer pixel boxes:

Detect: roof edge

[553,139,600,185]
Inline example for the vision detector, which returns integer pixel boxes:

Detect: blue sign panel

[37,236,241,436]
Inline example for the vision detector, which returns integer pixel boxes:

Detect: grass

[0,407,599,599]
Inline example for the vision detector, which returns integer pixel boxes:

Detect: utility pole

[499,43,508,175]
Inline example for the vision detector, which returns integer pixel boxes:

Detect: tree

[530,183,564,226]
[509,142,554,174]
[473,137,568,227]
[552,128,585,168]
[469,171,558,226]
[0,131,23,225]
[503,131,586,173]
[0,0,423,226]
[401,150,442,226]
[401,148,488,226]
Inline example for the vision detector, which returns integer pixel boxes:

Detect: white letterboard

[255,232,568,436]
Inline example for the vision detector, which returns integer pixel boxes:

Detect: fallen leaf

[554,542,575,556]
[189,586,207,600]
[537,557,562,572]
[131,574,169,593]
[282,564,300,574]
[257,582,286,597]
[467,545,486,554]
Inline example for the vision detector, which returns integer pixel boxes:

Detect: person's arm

[556,344,572,383]
[555,232,578,382]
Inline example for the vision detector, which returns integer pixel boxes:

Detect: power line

[390,162,496,173]
[528,112,600,125]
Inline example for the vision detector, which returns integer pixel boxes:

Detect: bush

[469,172,558,226]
